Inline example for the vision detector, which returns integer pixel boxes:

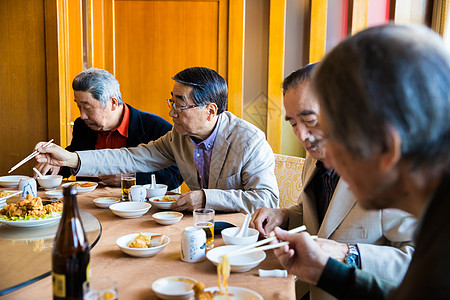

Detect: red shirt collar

[116,104,130,138]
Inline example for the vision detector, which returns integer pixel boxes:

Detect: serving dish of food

[0,195,63,227]
[149,195,179,210]
[61,181,98,194]
[116,232,170,257]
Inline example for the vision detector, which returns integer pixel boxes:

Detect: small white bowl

[109,202,151,218]
[45,190,64,200]
[221,227,260,245]
[143,184,168,198]
[93,197,121,208]
[37,175,63,190]
[116,232,170,257]
[61,181,98,194]
[148,195,179,210]
[206,245,266,273]
[152,211,183,225]
[0,175,30,188]
[152,276,197,300]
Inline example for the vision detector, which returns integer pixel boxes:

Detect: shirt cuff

[317,258,356,299]
[70,153,81,176]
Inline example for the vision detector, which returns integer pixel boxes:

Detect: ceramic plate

[148,195,179,210]
[0,175,30,188]
[0,214,62,228]
[204,286,263,300]
[152,276,197,300]
[61,181,98,194]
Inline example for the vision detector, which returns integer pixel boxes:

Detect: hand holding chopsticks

[8,139,54,173]
[226,225,307,258]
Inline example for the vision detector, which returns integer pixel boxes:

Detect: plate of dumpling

[115,232,170,257]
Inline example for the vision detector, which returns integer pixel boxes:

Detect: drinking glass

[193,208,215,250]
[83,277,118,300]
[121,172,136,201]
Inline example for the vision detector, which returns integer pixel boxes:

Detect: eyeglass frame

[167,99,203,112]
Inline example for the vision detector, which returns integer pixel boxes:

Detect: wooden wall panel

[114,0,221,122]
[0,0,49,176]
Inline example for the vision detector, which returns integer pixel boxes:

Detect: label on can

[181,226,206,262]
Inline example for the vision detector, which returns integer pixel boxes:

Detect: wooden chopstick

[225,225,307,258]
[8,139,54,173]
[227,241,290,258]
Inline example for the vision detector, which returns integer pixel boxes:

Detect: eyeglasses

[167,99,201,112]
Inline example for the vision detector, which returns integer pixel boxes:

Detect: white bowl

[143,184,168,198]
[0,175,30,188]
[61,181,98,194]
[148,195,179,210]
[109,202,151,218]
[93,197,121,208]
[37,175,63,190]
[116,232,170,257]
[152,276,197,300]
[221,227,260,245]
[152,211,183,225]
[45,190,64,200]
[206,245,266,273]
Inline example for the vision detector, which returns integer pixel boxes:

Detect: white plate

[116,232,170,257]
[0,214,62,228]
[152,211,183,225]
[93,197,120,208]
[45,190,64,200]
[151,276,197,300]
[0,175,30,188]
[109,202,151,218]
[206,245,266,272]
[61,181,98,194]
[204,286,263,300]
[148,195,179,210]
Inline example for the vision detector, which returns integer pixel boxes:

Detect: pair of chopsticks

[8,139,54,174]
[226,225,307,258]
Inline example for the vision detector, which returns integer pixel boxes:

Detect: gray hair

[313,24,450,171]
[282,63,318,95]
[72,68,123,107]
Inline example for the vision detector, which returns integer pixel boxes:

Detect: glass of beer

[193,208,215,250]
[120,172,136,201]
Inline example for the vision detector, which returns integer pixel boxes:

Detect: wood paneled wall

[0,0,49,176]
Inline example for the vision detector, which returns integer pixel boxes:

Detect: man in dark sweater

[272,24,450,299]
[36,68,182,190]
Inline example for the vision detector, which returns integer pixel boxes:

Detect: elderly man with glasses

[34,67,279,213]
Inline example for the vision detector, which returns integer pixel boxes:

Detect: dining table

[1,185,296,299]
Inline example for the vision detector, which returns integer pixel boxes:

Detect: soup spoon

[33,167,44,179]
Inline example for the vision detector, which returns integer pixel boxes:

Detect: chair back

[274,154,305,208]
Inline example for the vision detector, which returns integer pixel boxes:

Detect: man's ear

[206,103,218,121]
[110,97,119,111]
[379,125,401,171]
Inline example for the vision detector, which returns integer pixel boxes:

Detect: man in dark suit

[38,68,182,190]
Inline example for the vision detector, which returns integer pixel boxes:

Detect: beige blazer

[286,155,416,300]
[77,111,279,213]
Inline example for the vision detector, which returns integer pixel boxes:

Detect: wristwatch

[345,244,361,268]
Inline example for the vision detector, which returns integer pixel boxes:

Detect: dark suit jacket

[61,104,183,190]
[317,169,450,300]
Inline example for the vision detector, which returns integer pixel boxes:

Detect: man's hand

[170,190,206,211]
[34,142,79,168]
[250,207,289,236]
[34,162,61,177]
[273,227,329,285]
[98,174,121,187]
[314,238,349,263]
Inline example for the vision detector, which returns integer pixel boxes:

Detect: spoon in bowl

[151,174,157,189]
[33,167,44,179]
[235,213,252,237]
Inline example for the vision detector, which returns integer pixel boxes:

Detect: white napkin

[258,269,288,278]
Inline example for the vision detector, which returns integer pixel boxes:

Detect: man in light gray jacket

[35,67,279,213]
